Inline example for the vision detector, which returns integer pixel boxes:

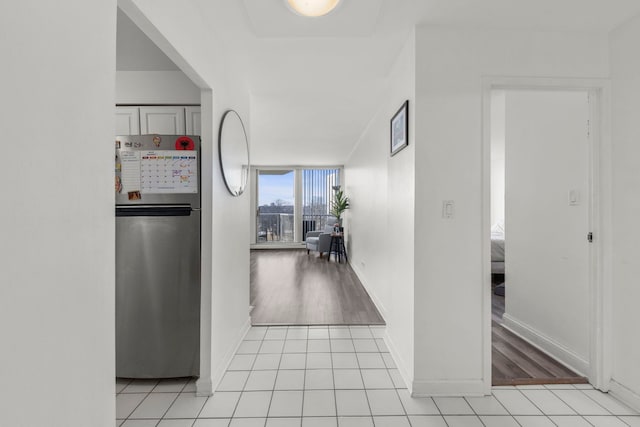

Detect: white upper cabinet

[186,107,201,135]
[115,107,140,135]
[115,106,200,135]
[139,106,186,135]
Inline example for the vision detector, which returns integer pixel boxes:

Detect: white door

[186,107,201,135]
[140,106,186,134]
[115,107,140,135]
[503,89,590,372]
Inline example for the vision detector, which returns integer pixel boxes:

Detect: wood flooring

[492,289,588,386]
[250,250,586,386]
[250,249,385,325]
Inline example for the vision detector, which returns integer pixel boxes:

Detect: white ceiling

[119,0,640,165]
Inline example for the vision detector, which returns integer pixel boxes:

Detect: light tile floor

[117,325,639,427]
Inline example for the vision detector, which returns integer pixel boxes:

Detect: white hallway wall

[610,13,640,409]
[120,0,252,395]
[345,30,416,388]
[0,1,117,426]
[349,26,610,396]
[414,26,609,395]
[116,71,200,105]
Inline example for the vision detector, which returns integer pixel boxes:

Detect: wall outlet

[442,200,455,219]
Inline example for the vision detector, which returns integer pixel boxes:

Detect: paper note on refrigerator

[120,151,141,194]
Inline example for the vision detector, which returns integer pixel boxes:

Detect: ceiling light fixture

[286,0,341,17]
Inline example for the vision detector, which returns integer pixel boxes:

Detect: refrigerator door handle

[116,205,192,217]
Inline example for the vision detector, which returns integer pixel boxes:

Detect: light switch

[568,190,580,206]
[443,200,455,219]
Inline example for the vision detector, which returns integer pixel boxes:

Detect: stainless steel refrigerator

[115,134,200,378]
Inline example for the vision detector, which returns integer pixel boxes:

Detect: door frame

[481,76,613,393]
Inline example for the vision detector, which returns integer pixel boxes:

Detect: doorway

[488,86,597,386]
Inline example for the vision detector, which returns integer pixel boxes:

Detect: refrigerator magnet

[115,140,121,149]
[128,190,141,200]
[153,135,162,147]
[115,176,122,194]
[175,136,195,150]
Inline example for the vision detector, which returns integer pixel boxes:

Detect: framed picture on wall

[390,100,409,156]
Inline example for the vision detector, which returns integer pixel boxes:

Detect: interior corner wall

[0,1,116,426]
[345,30,416,389]
[412,25,609,396]
[609,13,640,410]
[116,70,201,104]
[125,0,252,394]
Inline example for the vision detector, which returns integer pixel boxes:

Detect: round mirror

[218,110,250,196]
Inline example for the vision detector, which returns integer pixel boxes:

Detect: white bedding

[491,232,505,262]
[491,220,505,262]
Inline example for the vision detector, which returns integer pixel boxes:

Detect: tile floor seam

[155,391,187,424]
[515,386,556,416]
[578,388,624,416]
[263,331,287,422]
[300,328,309,419]
[548,389,611,417]
[122,390,153,423]
[329,335,340,422]
[357,348,380,420]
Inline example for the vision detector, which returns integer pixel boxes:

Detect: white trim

[412,380,486,397]
[197,316,251,397]
[196,89,214,399]
[251,243,306,250]
[502,313,589,376]
[383,330,412,395]
[480,76,612,391]
[590,83,614,391]
[481,79,493,396]
[349,261,388,319]
[609,380,640,412]
[195,377,212,397]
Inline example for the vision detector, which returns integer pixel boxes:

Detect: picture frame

[390,100,409,156]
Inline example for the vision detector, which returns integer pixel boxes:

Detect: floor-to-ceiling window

[254,167,341,245]
[256,169,295,243]
[301,168,340,241]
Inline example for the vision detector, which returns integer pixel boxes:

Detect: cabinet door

[115,107,140,135]
[186,107,201,135]
[140,106,186,134]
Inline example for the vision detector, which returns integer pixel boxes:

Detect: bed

[491,220,505,274]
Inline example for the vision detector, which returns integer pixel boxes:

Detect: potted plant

[330,189,350,226]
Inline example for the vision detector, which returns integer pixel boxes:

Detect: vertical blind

[302,169,340,215]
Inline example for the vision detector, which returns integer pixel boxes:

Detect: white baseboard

[349,261,387,319]
[195,377,212,397]
[609,380,640,412]
[502,313,589,377]
[383,330,412,394]
[196,317,251,397]
[412,379,486,397]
